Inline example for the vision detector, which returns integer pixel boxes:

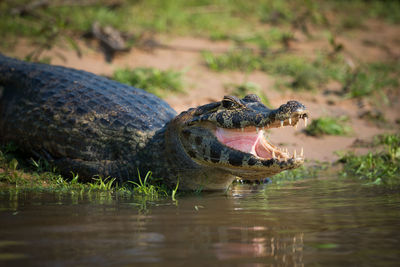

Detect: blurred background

[1,0,399,183]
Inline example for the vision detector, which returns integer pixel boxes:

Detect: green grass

[272,164,325,184]
[339,15,366,30]
[202,49,264,72]
[112,67,184,98]
[1,0,399,52]
[316,53,350,82]
[305,116,352,137]
[314,55,399,103]
[0,0,332,43]
[339,133,400,186]
[128,171,168,198]
[263,54,326,90]
[259,0,327,27]
[226,82,271,107]
[0,0,272,48]
[203,45,399,96]
[203,48,327,91]
[343,62,399,100]
[0,145,176,199]
[328,0,400,24]
[369,1,400,23]
[211,29,295,50]
[0,158,125,195]
[258,0,295,25]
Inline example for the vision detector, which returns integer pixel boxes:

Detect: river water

[1,177,399,266]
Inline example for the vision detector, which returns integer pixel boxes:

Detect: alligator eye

[243,94,261,102]
[222,99,236,108]
[222,96,242,109]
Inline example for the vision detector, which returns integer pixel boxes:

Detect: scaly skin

[0,54,308,190]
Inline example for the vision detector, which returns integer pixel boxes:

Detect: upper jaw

[212,100,309,129]
[234,110,309,131]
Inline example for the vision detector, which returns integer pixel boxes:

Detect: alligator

[0,54,308,190]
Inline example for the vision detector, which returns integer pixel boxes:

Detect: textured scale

[0,54,176,180]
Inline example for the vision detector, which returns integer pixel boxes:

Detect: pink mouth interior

[215,127,279,159]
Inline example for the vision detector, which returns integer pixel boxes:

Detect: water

[1,177,399,266]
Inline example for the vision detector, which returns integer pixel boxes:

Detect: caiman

[0,54,308,190]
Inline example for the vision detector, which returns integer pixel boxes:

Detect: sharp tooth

[272,150,276,158]
[304,117,308,127]
[294,149,297,158]
[301,147,304,157]
[256,127,259,133]
[289,118,292,125]
[241,127,244,132]
[280,121,284,127]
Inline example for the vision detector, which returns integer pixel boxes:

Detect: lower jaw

[229,168,289,180]
[179,171,238,191]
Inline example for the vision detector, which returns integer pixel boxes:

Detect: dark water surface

[1,177,399,266]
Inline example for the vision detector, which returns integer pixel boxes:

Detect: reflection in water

[0,178,400,266]
[213,228,304,264]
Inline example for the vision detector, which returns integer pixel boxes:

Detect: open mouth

[215,115,308,162]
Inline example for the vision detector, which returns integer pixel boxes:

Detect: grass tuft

[203,49,327,91]
[305,116,352,137]
[339,133,400,186]
[89,176,116,191]
[202,49,263,72]
[343,62,399,100]
[128,171,168,199]
[263,55,326,90]
[363,0,400,24]
[112,67,184,98]
[272,165,324,184]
